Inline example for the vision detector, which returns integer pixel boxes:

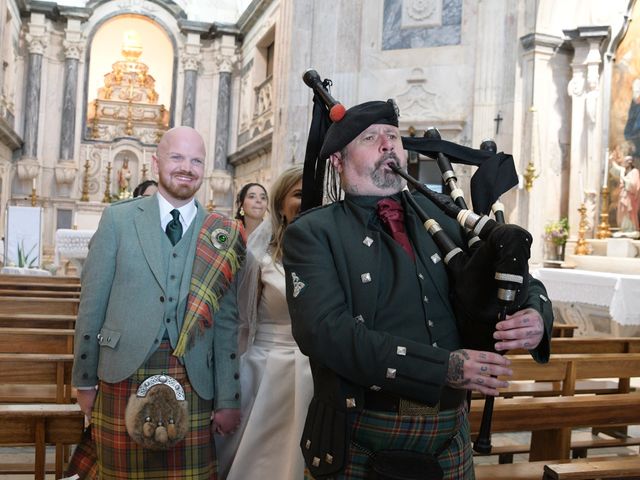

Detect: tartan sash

[173,213,246,357]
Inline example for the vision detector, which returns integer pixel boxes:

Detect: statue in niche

[614,156,640,235]
[118,157,132,199]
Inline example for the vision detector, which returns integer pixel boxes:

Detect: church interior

[0,0,639,478]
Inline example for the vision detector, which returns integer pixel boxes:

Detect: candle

[579,171,585,203]
[32,177,36,190]
[602,148,610,188]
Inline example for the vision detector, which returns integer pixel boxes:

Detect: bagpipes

[301,69,534,454]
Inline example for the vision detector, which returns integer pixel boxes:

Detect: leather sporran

[368,449,444,480]
[125,374,189,450]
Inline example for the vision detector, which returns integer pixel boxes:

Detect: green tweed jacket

[71,194,240,408]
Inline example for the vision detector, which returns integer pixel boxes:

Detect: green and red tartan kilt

[305,404,474,480]
[91,341,216,479]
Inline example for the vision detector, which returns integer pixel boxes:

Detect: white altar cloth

[55,229,95,270]
[532,268,640,325]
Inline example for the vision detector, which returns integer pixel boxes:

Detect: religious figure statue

[117,157,132,199]
[615,156,640,234]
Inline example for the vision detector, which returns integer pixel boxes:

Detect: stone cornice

[237,0,274,35]
[520,32,564,52]
[228,133,272,166]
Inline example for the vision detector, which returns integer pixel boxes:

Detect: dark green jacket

[283,191,553,476]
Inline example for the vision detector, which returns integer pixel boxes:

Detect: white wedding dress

[217,252,313,479]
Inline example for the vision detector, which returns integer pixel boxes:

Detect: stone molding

[16,157,40,181]
[55,161,79,185]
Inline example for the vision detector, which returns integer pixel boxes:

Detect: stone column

[17,13,48,183]
[56,18,85,188]
[180,32,202,127]
[564,27,609,237]
[518,32,565,263]
[209,34,238,214]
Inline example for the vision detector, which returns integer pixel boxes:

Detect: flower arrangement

[544,218,569,246]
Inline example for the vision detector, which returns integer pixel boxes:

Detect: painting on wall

[609,4,640,234]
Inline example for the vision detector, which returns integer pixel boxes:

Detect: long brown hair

[269,165,303,263]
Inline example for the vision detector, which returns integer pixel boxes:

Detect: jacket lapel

[134,195,167,292]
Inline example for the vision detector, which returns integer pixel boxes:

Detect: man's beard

[371,152,403,190]
[159,171,202,200]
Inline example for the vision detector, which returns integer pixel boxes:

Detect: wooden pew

[0,404,84,480]
[476,456,640,480]
[510,337,640,355]
[0,353,74,403]
[0,296,79,315]
[472,393,640,479]
[472,353,640,462]
[0,288,80,298]
[543,455,640,479]
[0,274,80,286]
[0,327,75,354]
[552,323,578,338]
[0,313,76,329]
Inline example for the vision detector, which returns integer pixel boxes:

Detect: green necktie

[165,209,183,246]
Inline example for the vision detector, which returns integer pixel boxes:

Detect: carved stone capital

[63,38,85,60]
[181,51,202,71]
[181,34,202,72]
[209,169,232,193]
[16,157,40,180]
[55,161,79,185]
[213,45,239,74]
[25,31,49,55]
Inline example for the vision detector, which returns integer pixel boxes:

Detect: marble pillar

[23,40,46,160]
[16,15,48,185]
[564,27,609,238]
[211,35,238,212]
[59,34,84,161]
[214,71,231,170]
[518,32,566,263]
[180,33,202,127]
[55,21,85,191]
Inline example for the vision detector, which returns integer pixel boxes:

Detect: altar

[55,229,95,275]
[532,267,640,336]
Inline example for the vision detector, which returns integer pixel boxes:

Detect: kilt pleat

[305,404,474,480]
[92,341,216,479]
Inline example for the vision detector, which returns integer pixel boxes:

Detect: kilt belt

[363,386,466,416]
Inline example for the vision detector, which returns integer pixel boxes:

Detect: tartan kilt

[305,404,474,480]
[92,341,216,479]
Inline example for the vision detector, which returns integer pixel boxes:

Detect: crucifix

[493,111,503,135]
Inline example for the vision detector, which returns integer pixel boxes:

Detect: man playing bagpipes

[283,87,553,479]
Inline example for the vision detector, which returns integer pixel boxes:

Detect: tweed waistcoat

[158,222,195,348]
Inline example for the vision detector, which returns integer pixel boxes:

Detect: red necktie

[376,198,415,261]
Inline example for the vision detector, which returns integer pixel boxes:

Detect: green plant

[16,240,38,268]
[544,217,569,246]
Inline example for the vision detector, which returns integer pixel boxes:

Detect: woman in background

[133,179,158,197]
[235,182,268,236]
[217,165,312,479]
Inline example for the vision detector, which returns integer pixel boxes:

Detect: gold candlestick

[81,155,91,201]
[595,185,611,239]
[102,162,112,203]
[206,190,215,213]
[141,162,148,181]
[574,203,590,255]
[30,186,37,207]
